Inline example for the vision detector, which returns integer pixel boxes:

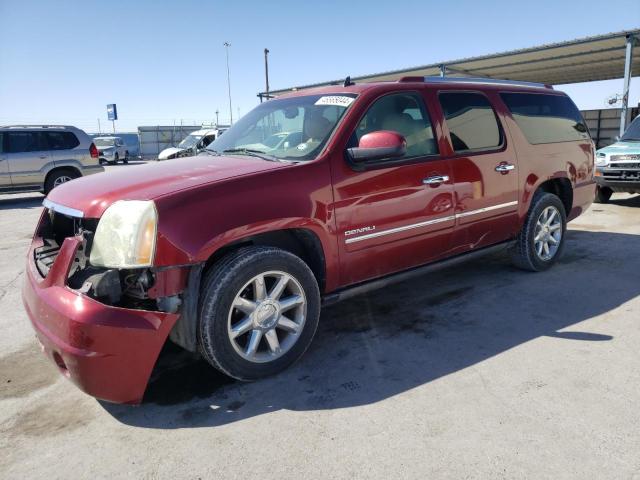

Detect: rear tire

[114,152,120,164]
[123,151,129,164]
[198,246,320,381]
[594,186,613,204]
[512,191,567,272]
[44,169,78,195]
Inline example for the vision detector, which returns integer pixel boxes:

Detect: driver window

[354,92,438,157]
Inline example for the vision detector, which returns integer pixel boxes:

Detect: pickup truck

[23,77,595,403]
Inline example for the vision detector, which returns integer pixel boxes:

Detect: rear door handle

[423,175,450,185]
[495,163,515,173]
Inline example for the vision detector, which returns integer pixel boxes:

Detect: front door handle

[495,163,515,173]
[423,175,450,185]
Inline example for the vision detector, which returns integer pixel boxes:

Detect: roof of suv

[278,76,559,99]
[0,125,80,130]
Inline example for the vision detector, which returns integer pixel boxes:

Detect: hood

[46,154,287,218]
[597,141,640,156]
[158,147,186,160]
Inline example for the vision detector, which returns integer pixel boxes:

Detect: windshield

[94,138,115,147]
[179,134,203,149]
[206,94,357,160]
[620,116,640,142]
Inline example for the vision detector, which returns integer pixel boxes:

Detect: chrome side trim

[344,200,519,244]
[42,198,84,218]
[345,215,455,244]
[456,201,518,218]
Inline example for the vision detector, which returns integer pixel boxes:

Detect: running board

[322,241,515,306]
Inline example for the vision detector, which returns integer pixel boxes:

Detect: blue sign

[107,104,118,121]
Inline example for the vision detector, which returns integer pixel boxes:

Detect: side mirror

[347,130,406,162]
[615,135,621,142]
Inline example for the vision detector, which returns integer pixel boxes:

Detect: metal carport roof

[262,29,640,97]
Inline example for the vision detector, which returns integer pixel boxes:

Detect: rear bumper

[83,165,105,175]
[22,236,179,404]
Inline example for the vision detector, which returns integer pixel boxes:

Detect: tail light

[89,143,99,159]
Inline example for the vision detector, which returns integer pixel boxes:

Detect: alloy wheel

[53,175,72,188]
[534,206,562,261]
[227,270,307,363]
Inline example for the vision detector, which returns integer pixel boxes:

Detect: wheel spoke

[264,329,281,354]
[269,274,289,300]
[234,297,257,315]
[277,315,300,333]
[253,275,267,301]
[230,316,253,339]
[543,242,550,256]
[534,231,544,242]
[245,330,262,357]
[279,295,304,312]
[536,242,544,256]
[549,223,562,232]
[548,235,559,245]
[546,209,557,225]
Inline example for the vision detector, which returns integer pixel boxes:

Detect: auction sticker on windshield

[315,96,355,108]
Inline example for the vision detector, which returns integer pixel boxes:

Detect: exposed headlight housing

[90,200,158,268]
[595,152,608,166]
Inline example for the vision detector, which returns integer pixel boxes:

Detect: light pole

[264,48,270,99]
[215,109,219,126]
[224,42,233,124]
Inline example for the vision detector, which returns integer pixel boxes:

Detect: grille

[611,154,640,161]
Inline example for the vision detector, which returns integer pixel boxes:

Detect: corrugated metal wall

[582,107,639,149]
[138,126,203,158]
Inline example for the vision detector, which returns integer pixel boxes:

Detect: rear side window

[6,132,48,153]
[46,131,80,150]
[500,93,589,144]
[439,92,502,152]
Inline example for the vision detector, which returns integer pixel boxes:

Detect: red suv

[23,77,595,404]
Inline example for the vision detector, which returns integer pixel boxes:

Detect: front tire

[198,246,321,381]
[114,152,119,164]
[594,186,612,204]
[512,191,567,272]
[123,151,129,164]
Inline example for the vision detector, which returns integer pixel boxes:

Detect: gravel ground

[0,168,639,479]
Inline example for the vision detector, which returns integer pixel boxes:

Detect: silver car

[0,125,104,195]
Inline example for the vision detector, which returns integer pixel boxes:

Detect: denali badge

[345,226,376,236]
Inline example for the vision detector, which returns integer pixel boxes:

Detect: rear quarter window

[46,131,80,150]
[500,92,590,144]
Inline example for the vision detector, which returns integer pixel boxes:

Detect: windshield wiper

[222,148,278,161]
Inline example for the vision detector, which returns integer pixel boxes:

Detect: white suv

[94,136,129,164]
[0,125,104,195]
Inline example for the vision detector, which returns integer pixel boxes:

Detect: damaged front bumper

[22,234,182,404]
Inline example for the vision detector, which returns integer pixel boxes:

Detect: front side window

[6,132,47,153]
[207,94,356,161]
[439,92,502,152]
[500,92,589,144]
[353,92,438,158]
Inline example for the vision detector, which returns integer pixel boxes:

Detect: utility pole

[224,42,233,124]
[97,118,101,134]
[215,109,219,126]
[264,48,270,99]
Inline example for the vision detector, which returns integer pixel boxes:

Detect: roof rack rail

[1,124,72,129]
[421,76,552,89]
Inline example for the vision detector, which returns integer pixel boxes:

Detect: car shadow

[609,193,640,208]
[101,229,639,428]
[0,194,43,211]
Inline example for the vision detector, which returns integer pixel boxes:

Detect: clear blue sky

[1,0,638,132]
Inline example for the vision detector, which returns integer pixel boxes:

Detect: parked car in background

[241,131,303,152]
[157,128,226,160]
[594,115,640,203]
[94,136,129,164]
[23,77,594,404]
[0,125,103,195]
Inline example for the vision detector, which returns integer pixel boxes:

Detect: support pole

[264,48,270,100]
[620,34,636,136]
[439,64,446,78]
[224,42,233,124]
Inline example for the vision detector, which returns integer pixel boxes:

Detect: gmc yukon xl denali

[23,77,595,404]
